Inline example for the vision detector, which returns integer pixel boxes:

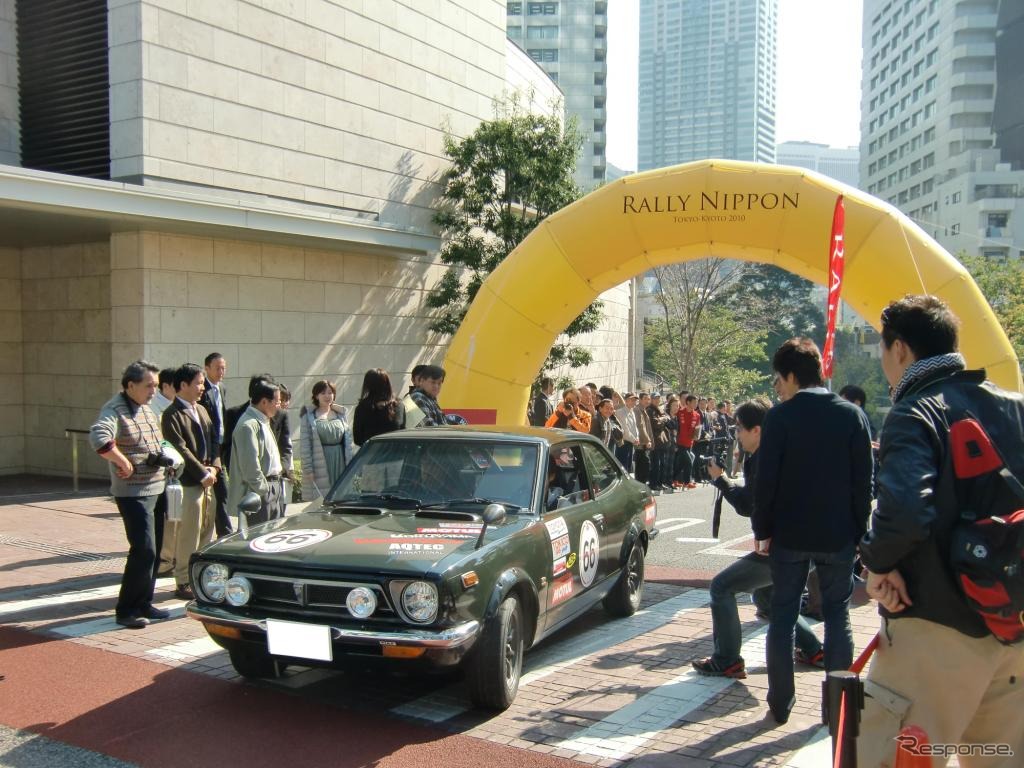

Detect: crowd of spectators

[529,377,741,492]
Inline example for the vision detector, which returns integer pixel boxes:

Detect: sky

[606,0,865,171]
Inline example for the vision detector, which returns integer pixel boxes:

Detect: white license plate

[265,619,333,662]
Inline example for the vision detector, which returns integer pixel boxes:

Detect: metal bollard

[822,670,864,768]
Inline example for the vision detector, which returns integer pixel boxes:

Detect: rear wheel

[603,540,645,617]
[227,644,283,679]
[466,595,523,710]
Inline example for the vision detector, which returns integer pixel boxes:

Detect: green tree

[645,260,769,399]
[427,98,603,378]
[961,254,1024,364]
[829,326,890,431]
[732,264,825,379]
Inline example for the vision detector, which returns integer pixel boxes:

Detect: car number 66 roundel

[250,529,333,553]
[579,520,599,588]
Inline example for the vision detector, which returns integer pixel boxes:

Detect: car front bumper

[187,602,481,655]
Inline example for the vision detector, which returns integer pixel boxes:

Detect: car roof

[369,425,600,447]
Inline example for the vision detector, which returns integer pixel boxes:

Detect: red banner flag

[822,195,845,381]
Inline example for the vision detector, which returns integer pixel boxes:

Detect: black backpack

[946,414,1024,644]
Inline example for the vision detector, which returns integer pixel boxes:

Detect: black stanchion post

[822,670,864,768]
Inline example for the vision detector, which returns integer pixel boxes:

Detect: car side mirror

[237,492,262,538]
[476,503,506,549]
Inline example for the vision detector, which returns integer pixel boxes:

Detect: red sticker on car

[550,575,574,605]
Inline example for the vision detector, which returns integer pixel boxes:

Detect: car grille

[235,572,395,618]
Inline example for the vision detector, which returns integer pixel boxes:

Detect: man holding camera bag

[90,360,171,629]
[161,363,218,601]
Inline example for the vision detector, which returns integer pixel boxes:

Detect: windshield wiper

[418,497,523,511]
[330,493,423,507]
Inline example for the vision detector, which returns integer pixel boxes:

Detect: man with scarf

[857,295,1024,767]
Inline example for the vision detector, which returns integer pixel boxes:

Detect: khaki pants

[858,617,1024,768]
[172,483,214,587]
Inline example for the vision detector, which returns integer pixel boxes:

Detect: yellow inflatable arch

[441,160,1021,424]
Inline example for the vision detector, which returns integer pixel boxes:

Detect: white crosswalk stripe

[146,636,223,661]
[390,589,711,722]
[0,579,175,618]
[554,628,768,760]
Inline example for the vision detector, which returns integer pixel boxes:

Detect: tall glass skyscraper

[637,0,777,171]
[507,1,609,190]
[861,0,1024,259]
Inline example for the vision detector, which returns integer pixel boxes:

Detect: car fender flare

[485,567,540,646]
[617,521,648,567]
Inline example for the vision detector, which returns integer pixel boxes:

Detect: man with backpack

[858,295,1024,766]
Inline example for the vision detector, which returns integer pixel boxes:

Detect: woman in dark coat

[353,369,405,446]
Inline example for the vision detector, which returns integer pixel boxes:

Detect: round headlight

[346,586,377,619]
[199,563,229,602]
[401,581,438,624]
[225,576,253,607]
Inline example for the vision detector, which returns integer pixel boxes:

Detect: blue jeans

[710,552,821,666]
[767,544,855,716]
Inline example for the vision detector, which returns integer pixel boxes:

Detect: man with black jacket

[199,353,231,536]
[529,377,556,427]
[692,398,824,679]
[857,296,1024,766]
[753,338,873,724]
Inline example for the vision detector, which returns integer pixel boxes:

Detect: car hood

[199,505,527,576]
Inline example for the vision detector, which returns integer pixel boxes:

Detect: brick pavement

[0,477,888,767]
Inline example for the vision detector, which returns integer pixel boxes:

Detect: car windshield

[327,439,539,512]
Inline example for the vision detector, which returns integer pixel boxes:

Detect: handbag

[165,473,184,522]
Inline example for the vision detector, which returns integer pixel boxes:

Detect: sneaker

[794,648,826,669]
[144,605,171,621]
[685,482,697,489]
[174,584,195,600]
[672,481,684,489]
[115,615,149,629]
[691,657,747,679]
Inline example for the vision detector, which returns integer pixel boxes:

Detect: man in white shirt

[614,392,640,473]
[227,380,283,526]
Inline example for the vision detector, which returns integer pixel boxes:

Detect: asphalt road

[645,479,756,576]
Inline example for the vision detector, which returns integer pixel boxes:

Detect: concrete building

[638,0,778,171]
[776,141,860,189]
[0,0,630,478]
[861,0,1024,260]
[506,0,609,190]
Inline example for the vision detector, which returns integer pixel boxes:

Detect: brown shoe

[174,584,195,600]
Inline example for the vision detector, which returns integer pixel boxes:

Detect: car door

[542,442,605,630]
[580,441,632,579]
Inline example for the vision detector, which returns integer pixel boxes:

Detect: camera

[144,451,175,468]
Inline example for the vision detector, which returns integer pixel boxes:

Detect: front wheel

[603,540,645,617]
[466,595,524,710]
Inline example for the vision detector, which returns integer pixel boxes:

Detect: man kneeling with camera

[691,397,824,678]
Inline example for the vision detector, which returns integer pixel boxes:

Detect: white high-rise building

[507,1,609,190]
[860,0,1024,260]
[776,141,860,189]
[637,0,778,171]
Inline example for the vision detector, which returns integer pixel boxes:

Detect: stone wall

[0,0,17,166]
[109,230,447,412]
[107,0,508,233]
[20,242,112,478]
[0,247,21,473]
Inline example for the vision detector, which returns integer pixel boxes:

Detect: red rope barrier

[833,691,848,768]
[849,633,879,674]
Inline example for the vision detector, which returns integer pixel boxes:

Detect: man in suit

[753,338,873,724]
[228,380,284,527]
[161,363,218,600]
[529,377,556,427]
[200,353,231,536]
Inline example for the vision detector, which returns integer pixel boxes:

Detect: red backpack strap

[949,418,1002,479]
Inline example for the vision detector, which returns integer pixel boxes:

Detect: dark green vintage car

[187,426,659,710]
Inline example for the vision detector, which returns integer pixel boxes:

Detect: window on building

[16,0,111,179]
[507,2,523,13]
[950,223,960,235]
[526,25,558,39]
[527,48,558,62]
[528,2,557,14]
